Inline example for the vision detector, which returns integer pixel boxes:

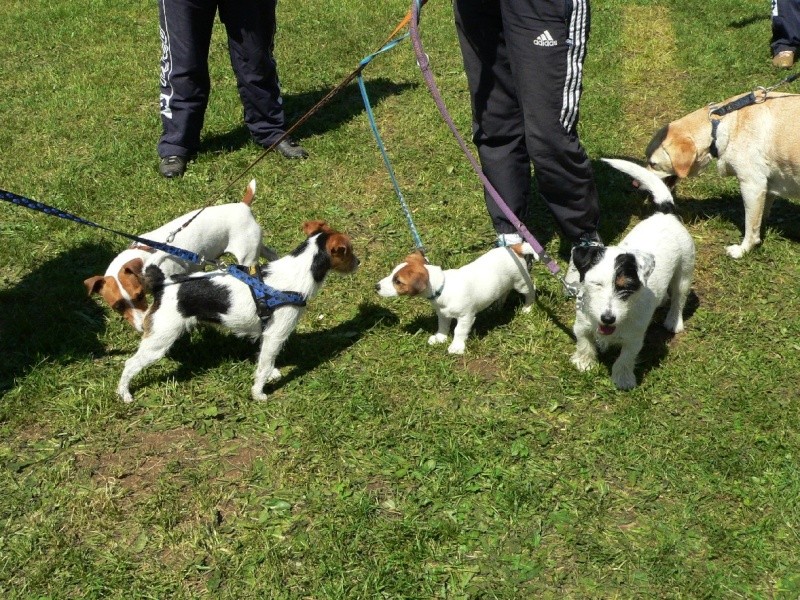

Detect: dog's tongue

[598,325,616,336]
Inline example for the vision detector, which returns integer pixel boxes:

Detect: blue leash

[357,34,426,254]
[1,188,204,265]
[1,188,306,316]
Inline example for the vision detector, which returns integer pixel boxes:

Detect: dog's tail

[510,242,541,262]
[602,158,675,213]
[241,179,257,206]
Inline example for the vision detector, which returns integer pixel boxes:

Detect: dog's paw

[116,386,134,403]
[725,244,747,259]
[570,352,596,372]
[251,388,269,401]
[663,314,684,334]
[265,368,282,383]
[428,333,448,346]
[520,304,533,314]
[611,367,637,390]
[447,341,466,355]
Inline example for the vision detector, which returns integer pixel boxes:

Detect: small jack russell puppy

[116,220,359,403]
[84,180,269,332]
[376,244,537,354]
[571,158,695,390]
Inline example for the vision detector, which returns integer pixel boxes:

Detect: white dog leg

[251,316,297,401]
[447,314,476,355]
[117,324,184,402]
[428,313,451,347]
[611,338,644,390]
[571,316,598,371]
[727,183,767,258]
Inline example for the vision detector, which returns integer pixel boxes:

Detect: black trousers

[158,0,285,158]
[454,0,600,242]
[772,0,800,55]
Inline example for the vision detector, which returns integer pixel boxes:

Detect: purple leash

[409,0,579,297]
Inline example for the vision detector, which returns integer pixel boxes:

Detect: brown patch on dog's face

[85,258,148,329]
[323,231,359,274]
[647,124,698,180]
[390,258,430,297]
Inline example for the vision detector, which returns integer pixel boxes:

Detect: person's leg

[454,0,531,240]
[501,0,600,243]
[158,0,217,159]
[771,0,800,66]
[219,0,286,147]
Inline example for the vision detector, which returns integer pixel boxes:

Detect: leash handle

[409,0,561,276]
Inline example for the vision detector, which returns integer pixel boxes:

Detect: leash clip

[754,86,768,103]
[558,275,580,300]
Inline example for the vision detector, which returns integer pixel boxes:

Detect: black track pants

[454,0,600,241]
[772,0,800,54]
[158,0,285,158]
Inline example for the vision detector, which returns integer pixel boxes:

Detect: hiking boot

[275,137,308,159]
[773,50,795,69]
[159,155,188,178]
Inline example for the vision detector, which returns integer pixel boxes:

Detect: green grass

[2,0,800,597]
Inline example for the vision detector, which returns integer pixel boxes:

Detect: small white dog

[376,244,537,354]
[116,220,359,402]
[85,180,269,332]
[570,159,696,390]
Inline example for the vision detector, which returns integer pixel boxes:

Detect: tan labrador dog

[645,92,800,258]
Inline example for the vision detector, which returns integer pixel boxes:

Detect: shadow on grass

[0,242,114,395]
[199,78,416,154]
[160,302,398,392]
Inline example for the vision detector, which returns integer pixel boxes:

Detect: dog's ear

[572,245,605,282]
[404,250,427,265]
[121,258,144,278]
[84,275,106,296]
[664,132,697,179]
[303,220,331,236]
[631,250,655,285]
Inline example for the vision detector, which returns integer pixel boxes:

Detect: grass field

[1,0,799,597]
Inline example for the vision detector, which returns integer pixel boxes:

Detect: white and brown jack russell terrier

[116,220,359,403]
[84,180,270,332]
[376,244,538,354]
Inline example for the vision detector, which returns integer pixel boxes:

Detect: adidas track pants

[453,0,600,242]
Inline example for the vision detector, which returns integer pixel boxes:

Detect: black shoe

[274,137,308,159]
[574,231,603,249]
[159,155,188,178]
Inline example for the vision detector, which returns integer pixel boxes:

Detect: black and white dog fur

[375,244,537,354]
[116,220,359,402]
[570,159,695,390]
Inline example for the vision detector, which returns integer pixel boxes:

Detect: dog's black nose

[374,283,380,292]
[601,312,616,325]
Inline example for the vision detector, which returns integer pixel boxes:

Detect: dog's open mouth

[598,325,616,336]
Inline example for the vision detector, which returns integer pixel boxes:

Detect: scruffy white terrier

[571,159,696,389]
[375,244,537,354]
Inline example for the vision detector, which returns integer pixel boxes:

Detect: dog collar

[427,278,445,300]
[709,118,721,159]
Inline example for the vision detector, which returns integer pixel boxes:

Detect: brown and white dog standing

[376,244,537,355]
[645,92,800,258]
[116,220,359,402]
[84,180,268,331]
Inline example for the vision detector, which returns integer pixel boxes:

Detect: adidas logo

[533,30,557,47]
